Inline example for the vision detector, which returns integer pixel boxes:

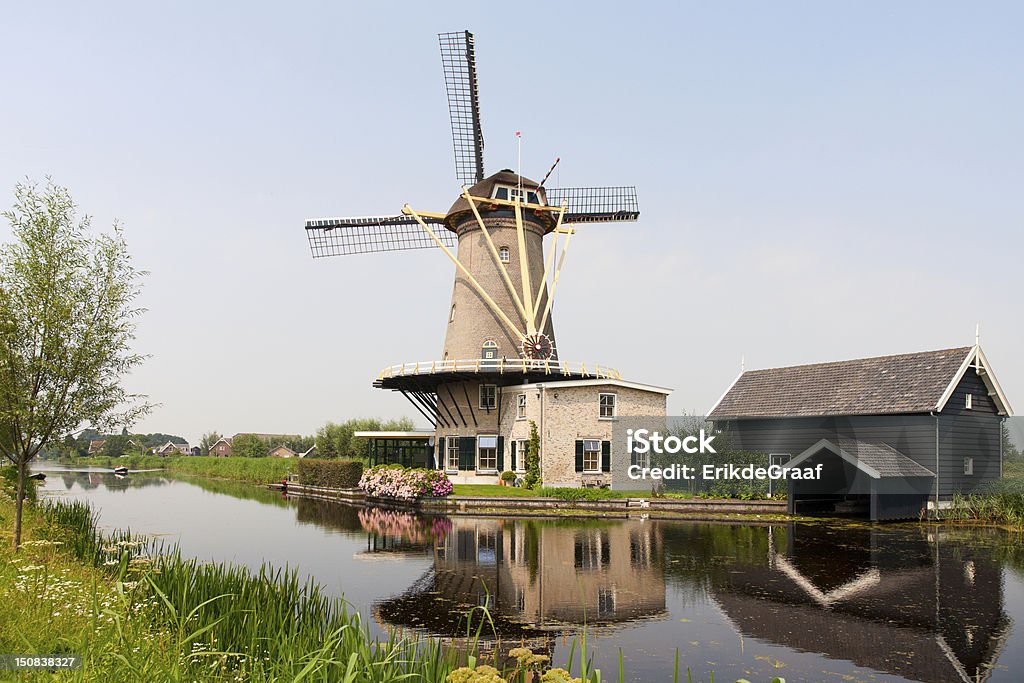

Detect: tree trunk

[13,456,26,551]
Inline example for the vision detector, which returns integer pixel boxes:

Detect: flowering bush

[358,465,453,501]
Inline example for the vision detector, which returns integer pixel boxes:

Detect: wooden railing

[376,358,622,381]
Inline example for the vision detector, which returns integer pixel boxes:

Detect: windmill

[304,31,640,427]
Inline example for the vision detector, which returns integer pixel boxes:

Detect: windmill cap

[445,170,552,231]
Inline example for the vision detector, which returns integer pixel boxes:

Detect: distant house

[153,441,191,457]
[87,439,106,455]
[208,438,232,457]
[268,445,297,458]
[191,446,201,457]
[709,345,1013,521]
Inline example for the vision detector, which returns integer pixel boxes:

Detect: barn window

[964,457,974,476]
[499,246,510,263]
[965,393,973,410]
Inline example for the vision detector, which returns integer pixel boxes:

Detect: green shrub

[0,465,37,502]
[538,487,614,501]
[296,458,364,488]
[500,470,516,482]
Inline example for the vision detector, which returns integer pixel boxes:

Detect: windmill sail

[305,215,454,257]
[545,186,640,223]
[439,31,485,186]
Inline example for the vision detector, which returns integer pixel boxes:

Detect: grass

[65,455,296,484]
[453,484,541,498]
[944,459,1024,529]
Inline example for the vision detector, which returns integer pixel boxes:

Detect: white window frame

[516,393,527,420]
[499,246,510,263]
[964,457,974,476]
[634,449,650,470]
[966,393,973,410]
[583,439,601,474]
[477,434,498,473]
[479,384,497,410]
[599,393,617,420]
[515,439,528,472]
[446,439,460,473]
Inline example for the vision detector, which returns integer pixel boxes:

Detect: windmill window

[516,393,526,419]
[516,439,528,472]
[583,439,601,473]
[499,246,510,263]
[494,186,509,200]
[449,304,456,323]
[964,457,974,476]
[446,439,460,472]
[966,394,973,409]
[477,435,498,472]
[479,384,497,410]
[599,393,617,419]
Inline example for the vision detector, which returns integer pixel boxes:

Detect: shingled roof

[709,347,976,419]
[788,439,935,478]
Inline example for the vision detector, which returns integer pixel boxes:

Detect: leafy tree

[0,179,150,549]
[232,433,269,458]
[200,431,222,455]
[101,434,130,458]
[1003,421,1022,461]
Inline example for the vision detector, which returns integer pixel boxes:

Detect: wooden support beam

[460,187,531,329]
[513,198,535,334]
[444,384,468,428]
[461,381,478,428]
[406,204,525,343]
[532,203,568,324]
[538,223,574,333]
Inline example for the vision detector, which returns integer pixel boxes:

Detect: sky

[1,2,1021,444]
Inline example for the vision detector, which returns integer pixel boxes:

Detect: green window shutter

[437,437,445,469]
[575,440,584,472]
[497,437,505,471]
[459,437,475,470]
[601,440,611,473]
[511,441,517,471]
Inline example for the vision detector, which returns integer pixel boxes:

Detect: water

[35,465,1024,683]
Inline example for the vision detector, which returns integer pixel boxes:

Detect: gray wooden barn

[709,345,1013,521]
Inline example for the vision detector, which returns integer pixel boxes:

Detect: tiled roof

[710,347,972,419]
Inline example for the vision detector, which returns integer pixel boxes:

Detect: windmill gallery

[303,31,1013,517]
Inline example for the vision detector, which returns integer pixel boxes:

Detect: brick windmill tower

[305,31,669,487]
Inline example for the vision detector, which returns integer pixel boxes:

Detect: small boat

[29,472,46,481]
[112,466,129,476]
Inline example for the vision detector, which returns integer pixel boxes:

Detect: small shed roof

[787,438,935,479]
[709,345,1012,419]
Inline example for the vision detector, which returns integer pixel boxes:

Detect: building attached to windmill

[709,344,1013,521]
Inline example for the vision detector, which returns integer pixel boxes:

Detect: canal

[37,466,1024,683]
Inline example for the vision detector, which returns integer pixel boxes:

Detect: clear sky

[2,2,1021,444]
